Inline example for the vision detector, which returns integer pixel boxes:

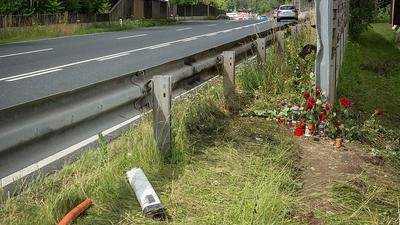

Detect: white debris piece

[126,168,165,218]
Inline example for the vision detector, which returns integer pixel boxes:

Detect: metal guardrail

[0,20,309,196]
[0,21,305,155]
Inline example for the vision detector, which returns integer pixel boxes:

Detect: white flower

[316,99,322,105]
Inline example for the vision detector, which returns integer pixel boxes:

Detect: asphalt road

[0,19,287,110]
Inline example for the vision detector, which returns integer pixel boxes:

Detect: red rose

[374,108,382,115]
[303,92,311,100]
[294,127,305,137]
[305,98,316,110]
[324,103,332,110]
[320,110,327,122]
[339,97,352,108]
[315,87,322,95]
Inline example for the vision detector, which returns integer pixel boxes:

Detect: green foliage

[97,0,110,14]
[169,0,197,6]
[349,0,376,40]
[65,0,80,13]
[39,0,65,14]
[0,0,115,15]
[0,0,33,15]
[375,4,391,22]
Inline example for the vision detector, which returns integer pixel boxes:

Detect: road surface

[0,20,286,110]
[0,18,294,188]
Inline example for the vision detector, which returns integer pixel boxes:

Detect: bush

[349,0,376,40]
[375,4,391,22]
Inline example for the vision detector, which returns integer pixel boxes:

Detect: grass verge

[315,23,400,224]
[0,19,180,44]
[0,80,300,224]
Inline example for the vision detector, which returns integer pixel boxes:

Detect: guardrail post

[290,25,298,36]
[152,75,172,153]
[256,38,267,64]
[222,51,236,109]
[276,30,285,52]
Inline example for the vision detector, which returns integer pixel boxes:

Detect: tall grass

[238,24,316,112]
[0,76,301,224]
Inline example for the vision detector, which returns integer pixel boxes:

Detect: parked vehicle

[217,14,230,20]
[276,4,298,22]
[259,15,268,21]
[226,12,238,20]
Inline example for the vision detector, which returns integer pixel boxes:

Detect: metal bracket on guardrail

[152,76,172,154]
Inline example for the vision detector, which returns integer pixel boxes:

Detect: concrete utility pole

[315,0,349,103]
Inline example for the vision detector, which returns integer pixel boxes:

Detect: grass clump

[0,19,180,44]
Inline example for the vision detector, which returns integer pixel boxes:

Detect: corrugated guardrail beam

[0,21,303,154]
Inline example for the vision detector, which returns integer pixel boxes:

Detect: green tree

[0,0,33,15]
[349,0,376,40]
[97,0,110,13]
[39,0,65,14]
[65,0,80,13]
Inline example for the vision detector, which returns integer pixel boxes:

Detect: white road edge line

[148,43,171,49]
[0,75,220,188]
[176,27,192,31]
[207,24,217,27]
[97,53,130,61]
[0,21,267,82]
[0,48,53,58]
[181,37,198,42]
[116,34,148,40]
[5,69,63,82]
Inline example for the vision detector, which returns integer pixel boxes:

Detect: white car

[276,5,299,22]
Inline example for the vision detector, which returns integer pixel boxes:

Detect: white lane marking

[225,21,230,24]
[222,29,233,33]
[0,68,62,81]
[97,53,130,61]
[181,37,198,42]
[207,24,217,27]
[0,75,220,188]
[176,27,192,31]
[0,21,268,82]
[148,43,171,49]
[0,48,53,58]
[205,32,218,37]
[5,69,62,82]
[116,34,148,40]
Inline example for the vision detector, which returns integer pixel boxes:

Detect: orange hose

[58,199,92,225]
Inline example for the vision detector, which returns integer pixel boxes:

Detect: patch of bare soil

[294,138,373,224]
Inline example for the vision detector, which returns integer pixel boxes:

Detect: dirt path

[294,137,377,224]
